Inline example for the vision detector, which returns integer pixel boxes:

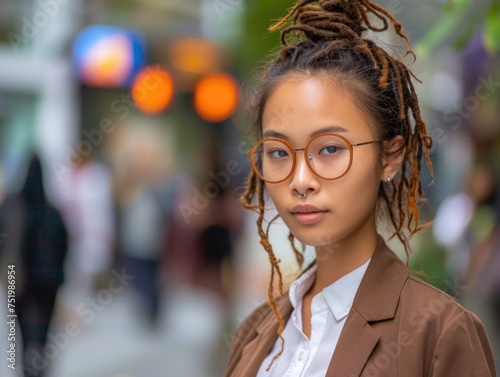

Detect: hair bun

[317,0,366,37]
[270,0,405,48]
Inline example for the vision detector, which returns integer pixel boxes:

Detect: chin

[290,229,336,247]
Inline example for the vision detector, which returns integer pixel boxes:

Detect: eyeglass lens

[251,134,352,182]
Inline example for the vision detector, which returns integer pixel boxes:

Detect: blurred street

[2,282,229,377]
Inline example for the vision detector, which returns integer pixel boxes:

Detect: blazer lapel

[234,297,293,377]
[326,236,410,377]
[326,310,380,377]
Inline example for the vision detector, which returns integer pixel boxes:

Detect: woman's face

[262,75,384,247]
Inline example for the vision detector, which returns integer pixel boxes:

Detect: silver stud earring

[387,176,391,182]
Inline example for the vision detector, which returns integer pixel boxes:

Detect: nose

[289,151,320,197]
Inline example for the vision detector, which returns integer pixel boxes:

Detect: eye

[319,145,342,155]
[267,149,289,159]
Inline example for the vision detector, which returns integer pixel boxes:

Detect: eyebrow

[263,125,349,139]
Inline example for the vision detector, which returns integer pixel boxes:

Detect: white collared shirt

[256,259,371,377]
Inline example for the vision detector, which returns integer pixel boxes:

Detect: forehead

[262,75,374,141]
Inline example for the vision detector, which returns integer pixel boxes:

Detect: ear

[380,135,405,182]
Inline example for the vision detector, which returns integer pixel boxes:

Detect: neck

[310,225,379,295]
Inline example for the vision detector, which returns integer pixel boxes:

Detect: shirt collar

[288,258,371,321]
[323,259,371,321]
[289,263,317,309]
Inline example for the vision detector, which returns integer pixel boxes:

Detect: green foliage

[484,0,500,53]
[410,235,448,291]
[444,0,472,12]
[238,0,293,77]
[415,6,465,57]
[416,0,500,55]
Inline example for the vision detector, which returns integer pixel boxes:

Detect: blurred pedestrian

[0,155,68,377]
[118,184,168,326]
[164,151,242,300]
[59,154,115,296]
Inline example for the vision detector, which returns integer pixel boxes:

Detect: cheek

[343,155,381,204]
[265,183,286,208]
[354,153,380,183]
[340,175,380,212]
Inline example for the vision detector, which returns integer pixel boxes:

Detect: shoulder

[401,273,466,322]
[397,272,475,336]
[366,239,469,325]
[397,273,496,375]
[231,300,275,348]
[226,296,291,373]
[225,300,275,376]
[427,307,497,376]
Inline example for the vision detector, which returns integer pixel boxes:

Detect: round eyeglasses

[249,133,383,183]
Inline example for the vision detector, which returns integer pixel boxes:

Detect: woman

[225,0,496,376]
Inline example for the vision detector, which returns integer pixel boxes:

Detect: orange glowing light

[194,72,239,123]
[169,38,221,75]
[132,66,174,114]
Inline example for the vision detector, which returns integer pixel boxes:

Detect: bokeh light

[131,66,175,114]
[169,37,221,75]
[193,72,239,123]
[73,25,145,88]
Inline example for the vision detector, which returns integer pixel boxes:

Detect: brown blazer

[225,236,496,377]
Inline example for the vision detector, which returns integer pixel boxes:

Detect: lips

[290,204,329,224]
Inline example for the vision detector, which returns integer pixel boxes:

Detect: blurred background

[0,0,498,376]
